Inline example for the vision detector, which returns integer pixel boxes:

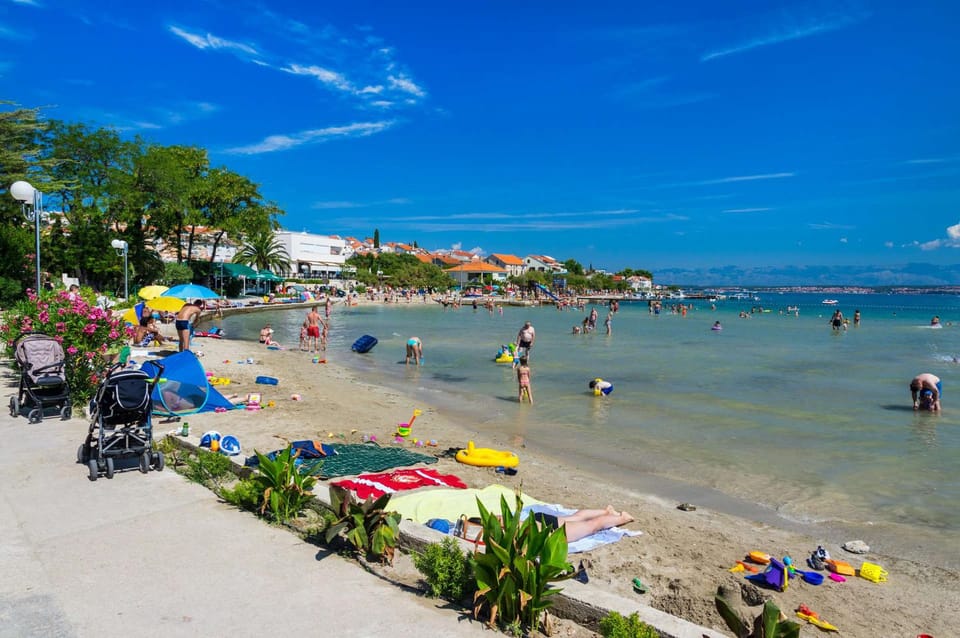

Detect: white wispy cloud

[808,222,855,230]
[109,101,220,132]
[0,23,30,40]
[919,222,960,251]
[699,172,795,185]
[225,120,395,155]
[388,74,426,97]
[284,64,355,93]
[363,210,687,233]
[9,0,40,6]
[168,25,258,56]
[311,197,411,210]
[722,207,774,213]
[702,8,867,62]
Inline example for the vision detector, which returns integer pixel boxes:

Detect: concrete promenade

[0,406,488,638]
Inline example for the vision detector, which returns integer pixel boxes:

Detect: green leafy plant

[1,289,127,406]
[412,536,474,601]
[182,449,234,487]
[220,478,263,512]
[715,594,801,638]
[251,446,320,523]
[325,485,401,564]
[469,493,574,633]
[599,611,659,638]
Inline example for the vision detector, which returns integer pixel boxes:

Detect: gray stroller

[9,333,72,423]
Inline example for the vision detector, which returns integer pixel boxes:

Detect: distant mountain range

[654,263,960,287]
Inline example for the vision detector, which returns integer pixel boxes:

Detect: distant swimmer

[854,309,861,326]
[910,373,941,412]
[931,315,942,328]
[712,321,722,331]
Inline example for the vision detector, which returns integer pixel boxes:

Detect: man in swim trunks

[528,505,634,542]
[405,336,423,365]
[910,373,942,411]
[516,320,536,359]
[175,300,202,352]
[830,309,845,331]
[306,306,323,354]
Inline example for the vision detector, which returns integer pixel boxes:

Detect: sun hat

[219,435,241,456]
[200,431,222,448]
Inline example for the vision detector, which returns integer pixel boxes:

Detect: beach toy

[255,376,278,385]
[396,408,422,437]
[747,551,771,565]
[214,407,227,413]
[456,441,520,468]
[245,403,261,411]
[828,573,846,583]
[394,435,405,444]
[200,431,221,449]
[427,439,437,447]
[859,561,888,583]
[266,400,275,408]
[220,435,241,456]
[631,577,648,594]
[796,605,838,632]
[729,560,758,573]
[746,557,789,592]
[291,393,302,401]
[825,559,855,576]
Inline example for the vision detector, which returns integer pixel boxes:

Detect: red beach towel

[332,468,467,500]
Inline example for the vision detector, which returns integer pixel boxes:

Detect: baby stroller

[79,361,165,481]
[9,333,72,423]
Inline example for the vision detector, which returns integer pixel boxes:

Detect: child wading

[516,357,533,404]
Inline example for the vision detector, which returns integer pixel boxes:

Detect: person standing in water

[516,321,536,359]
[405,336,423,365]
[516,356,533,403]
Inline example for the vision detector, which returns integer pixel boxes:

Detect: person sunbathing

[527,505,634,542]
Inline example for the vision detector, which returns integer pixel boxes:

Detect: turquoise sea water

[218,293,960,567]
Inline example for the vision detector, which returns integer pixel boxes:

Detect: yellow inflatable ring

[456,441,519,468]
[495,353,514,363]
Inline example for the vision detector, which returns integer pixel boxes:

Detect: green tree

[234,229,291,273]
[373,228,380,248]
[563,258,584,276]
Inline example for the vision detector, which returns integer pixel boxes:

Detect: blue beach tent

[140,351,236,416]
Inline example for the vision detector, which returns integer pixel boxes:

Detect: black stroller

[79,361,165,481]
[9,333,72,423]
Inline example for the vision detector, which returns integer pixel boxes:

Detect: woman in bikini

[516,356,533,404]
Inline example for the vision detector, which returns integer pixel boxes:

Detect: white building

[275,231,347,280]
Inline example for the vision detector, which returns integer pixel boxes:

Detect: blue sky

[2,0,959,278]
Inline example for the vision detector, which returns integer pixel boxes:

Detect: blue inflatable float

[351,335,378,353]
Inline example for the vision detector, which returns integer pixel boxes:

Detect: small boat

[351,334,378,353]
[786,306,799,312]
[821,299,839,305]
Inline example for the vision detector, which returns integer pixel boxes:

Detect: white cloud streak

[722,207,774,213]
[920,222,960,251]
[168,25,258,56]
[702,10,866,62]
[699,172,795,185]
[225,120,395,155]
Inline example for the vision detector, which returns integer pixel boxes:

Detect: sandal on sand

[574,560,590,584]
[677,503,697,512]
[632,577,648,594]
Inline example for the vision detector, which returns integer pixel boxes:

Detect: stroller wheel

[139,451,151,474]
[28,408,42,424]
[105,457,115,479]
[8,395,17,418]
[153,451,165,472]
[77,444,89,464]
[60,405,71,421]
[87,459,99,481]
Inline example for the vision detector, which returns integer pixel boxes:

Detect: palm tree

[233,230,291,274]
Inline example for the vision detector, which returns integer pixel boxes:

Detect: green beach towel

[304,443,437,479]
[390,484,544,523]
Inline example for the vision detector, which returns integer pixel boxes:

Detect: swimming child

[517,356,533,404]
[589,378,613,396]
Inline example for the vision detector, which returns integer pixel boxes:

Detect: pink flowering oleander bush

[1,289,128,407]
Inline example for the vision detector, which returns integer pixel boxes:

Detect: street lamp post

[10,180,43,293]
[111,239,129,301]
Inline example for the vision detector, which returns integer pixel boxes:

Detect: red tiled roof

[445,262,507,273]
[489,253,523,265]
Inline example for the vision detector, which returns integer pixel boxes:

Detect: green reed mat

[304,443,437,478]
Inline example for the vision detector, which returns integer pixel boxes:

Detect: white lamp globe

[110,239,128,250]
[10,180,35,203]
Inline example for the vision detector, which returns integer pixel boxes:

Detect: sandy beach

[169,310,959,638]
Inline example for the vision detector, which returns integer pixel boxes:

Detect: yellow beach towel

[390,484,544,524]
